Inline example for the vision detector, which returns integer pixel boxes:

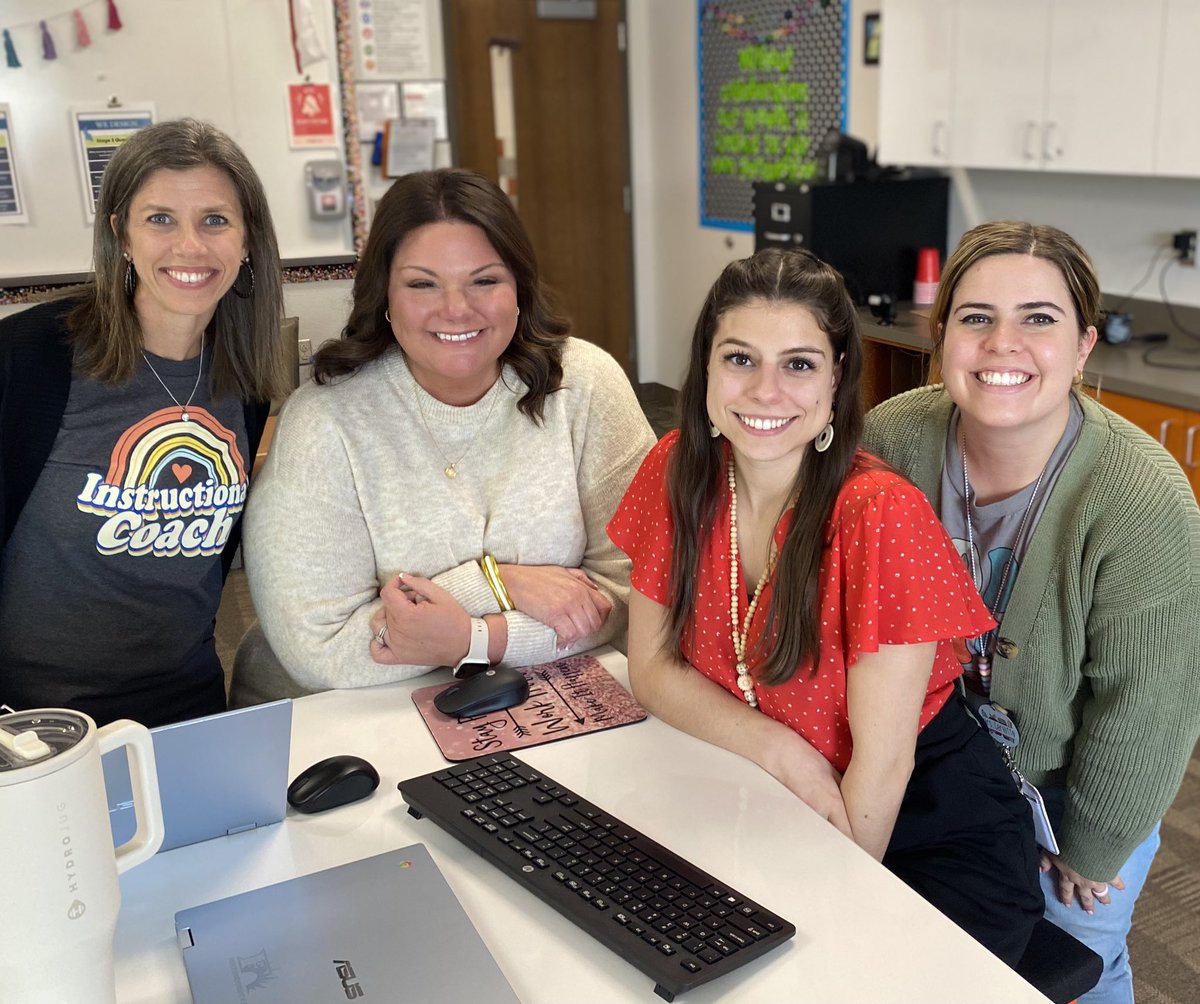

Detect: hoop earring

[233,258,254,299]
[814,421,835,453]
[123,253,137,298]
[385,309,392,323]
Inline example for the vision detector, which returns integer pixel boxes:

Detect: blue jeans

[1040,788,1161,1004]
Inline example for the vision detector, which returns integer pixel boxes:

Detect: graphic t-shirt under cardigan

[607,432,995,774]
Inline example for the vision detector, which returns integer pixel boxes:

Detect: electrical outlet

[1172,229,1197,266]
[298,338,313,361]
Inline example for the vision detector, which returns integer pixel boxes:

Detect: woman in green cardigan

[863,221,1200,1004]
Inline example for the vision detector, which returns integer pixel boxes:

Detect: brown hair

[69,118,291,402]
[929,221,1101,369]
[666,247,865,686]
[312,168,569,421]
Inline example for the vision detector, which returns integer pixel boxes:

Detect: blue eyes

[145,213,230,227]
[960,313,1057,327]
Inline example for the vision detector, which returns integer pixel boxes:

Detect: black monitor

[753,176,950,305]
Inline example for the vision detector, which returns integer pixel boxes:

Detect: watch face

[452,660,492,680]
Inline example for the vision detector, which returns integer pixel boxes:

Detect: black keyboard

[398,754,795,1001]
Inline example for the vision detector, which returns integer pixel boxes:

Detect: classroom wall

[0,0,352,280]
[627,0,881,388]
[626,1,1200,388]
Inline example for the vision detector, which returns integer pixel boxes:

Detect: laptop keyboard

[398,754,795,1001]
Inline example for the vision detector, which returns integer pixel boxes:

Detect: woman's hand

[369,573,471,667]
[1040,851,1125,914]
[759,730,853,838]
[499,564,612,647]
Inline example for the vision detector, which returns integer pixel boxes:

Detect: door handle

[1186,426,1198,469]
[1023,121,1038,161]
[1043,122,1062,161]
[1159,419,1174,446]
[932,121,947,158]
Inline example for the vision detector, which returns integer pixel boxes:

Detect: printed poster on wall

[697,0,847,230]
[71,105,156,224]
[353,0,432,79]
[401,80,448,141]
[287,82,338,148]
[0,104,28,225]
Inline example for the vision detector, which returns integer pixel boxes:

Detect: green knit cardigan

[864,386,1200,880]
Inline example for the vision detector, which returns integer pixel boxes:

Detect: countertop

[861,305,1200,413]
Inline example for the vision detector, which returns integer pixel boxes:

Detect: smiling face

[941,254,1097,448]
[706,299,841,473]
[386,220,519,404]
[118,165,247,343]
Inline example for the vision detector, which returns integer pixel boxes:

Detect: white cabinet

[877,0,956,167]
[950,0,1049,170]
[879,0,1169,176]
[1156,0,1200,176]
[1042,0,1162,175]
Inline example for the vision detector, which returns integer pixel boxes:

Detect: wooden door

[443,0,634,372]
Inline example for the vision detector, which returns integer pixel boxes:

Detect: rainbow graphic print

[75,407,248,557]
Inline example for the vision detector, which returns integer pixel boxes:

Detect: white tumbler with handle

[0,709,164,1004]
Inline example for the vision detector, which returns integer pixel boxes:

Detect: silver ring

[375,625,387,646]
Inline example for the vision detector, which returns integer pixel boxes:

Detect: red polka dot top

[607,432,995,774]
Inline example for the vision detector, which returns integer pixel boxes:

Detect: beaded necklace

[727,459,778,709]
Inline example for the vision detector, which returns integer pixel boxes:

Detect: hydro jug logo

[67,899,86,920]
[333,959,365,999]
[235,950,278,992]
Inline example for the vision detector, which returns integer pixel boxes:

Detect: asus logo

[333,959,365,999]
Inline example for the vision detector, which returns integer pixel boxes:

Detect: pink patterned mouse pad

[412,654,647,762]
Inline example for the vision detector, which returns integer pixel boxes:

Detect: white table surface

[114,648,1049,1003]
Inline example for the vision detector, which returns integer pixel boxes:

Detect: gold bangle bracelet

[479,554,515,612]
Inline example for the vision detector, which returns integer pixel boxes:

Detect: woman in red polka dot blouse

[608,248,1042,966]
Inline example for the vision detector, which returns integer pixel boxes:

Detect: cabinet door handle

[932,121,947,158]
[1023,121,1038,161]
[1043,122,1062,161]
[1159,419,1174,445]
[1187,426,1198,469]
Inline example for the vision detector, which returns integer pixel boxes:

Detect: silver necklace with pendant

[142,347,204,422]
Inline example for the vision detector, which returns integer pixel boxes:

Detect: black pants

[883,694,1043,967]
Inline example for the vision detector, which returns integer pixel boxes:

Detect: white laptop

[103,699,292,852]
[175,844,519,1003]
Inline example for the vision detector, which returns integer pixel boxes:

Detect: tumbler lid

[0,709,91,775]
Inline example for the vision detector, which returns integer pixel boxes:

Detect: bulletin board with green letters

[698,0,848,230]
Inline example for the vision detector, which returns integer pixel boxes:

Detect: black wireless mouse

[287,754,380,814]
[434,666,530,718]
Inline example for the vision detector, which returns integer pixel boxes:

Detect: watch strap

[453,617,491,677]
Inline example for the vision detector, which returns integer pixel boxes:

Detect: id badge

[1018,776,1060,855]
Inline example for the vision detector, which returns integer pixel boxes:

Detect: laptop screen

[103,699,292,852]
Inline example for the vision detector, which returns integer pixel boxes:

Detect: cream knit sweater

[240,337,656,700]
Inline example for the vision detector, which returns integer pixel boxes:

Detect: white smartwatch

[453,617,491,678]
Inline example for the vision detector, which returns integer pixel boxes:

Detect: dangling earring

[814,417,835,453]
[123,252,137,298]
[709,423,721,439]
[233,257,254,299]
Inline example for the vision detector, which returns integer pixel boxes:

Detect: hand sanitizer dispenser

[305,160,346,220]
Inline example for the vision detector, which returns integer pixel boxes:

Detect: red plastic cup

[913,247,940,305]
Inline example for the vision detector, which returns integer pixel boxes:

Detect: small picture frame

[864,12,881,66]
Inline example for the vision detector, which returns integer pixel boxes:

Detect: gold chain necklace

[727,459,777,709]
[413,380,503,479]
